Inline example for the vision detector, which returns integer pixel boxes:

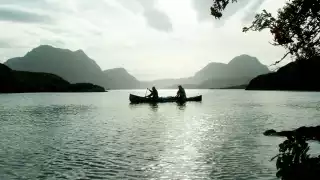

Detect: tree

[211,0,320,63]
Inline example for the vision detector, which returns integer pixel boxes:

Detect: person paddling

[146,86,159,100]
[176,85,186,101]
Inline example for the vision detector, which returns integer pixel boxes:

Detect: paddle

[144,88,148,97]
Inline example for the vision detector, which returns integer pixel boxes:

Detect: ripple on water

[1,91,320,179]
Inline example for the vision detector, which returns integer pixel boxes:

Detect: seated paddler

[176,85,186,101]
[146,86,159,100]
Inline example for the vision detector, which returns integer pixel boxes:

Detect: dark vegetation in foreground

[264,126,320,180]
[0,63,105,93]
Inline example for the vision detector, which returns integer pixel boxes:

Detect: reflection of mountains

[4,45,269,90]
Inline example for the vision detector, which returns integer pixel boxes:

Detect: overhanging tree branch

[211,0,320,63]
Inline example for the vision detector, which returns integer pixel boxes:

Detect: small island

[0,63,105,93]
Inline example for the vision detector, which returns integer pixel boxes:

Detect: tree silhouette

[272,136,320,180]
[211,0,320,63]
[264,126,320,180]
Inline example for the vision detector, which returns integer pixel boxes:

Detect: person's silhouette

[146,86,159,100]
[176,85,186,101]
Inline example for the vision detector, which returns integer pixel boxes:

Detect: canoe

[129,94,202,104]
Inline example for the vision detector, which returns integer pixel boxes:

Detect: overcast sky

[0,0,287,80]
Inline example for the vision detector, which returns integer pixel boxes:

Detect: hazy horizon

[0,0,287,81]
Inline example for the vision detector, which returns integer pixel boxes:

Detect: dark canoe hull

[129,94,202,104]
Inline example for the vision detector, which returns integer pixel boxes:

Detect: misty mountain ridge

[145,54,270,88]
[5,45,138,89]
[103,68,140,89]
[194,55,270,88]
[5,45,270,89]
[194,55,269,81]
[5,45,104,85]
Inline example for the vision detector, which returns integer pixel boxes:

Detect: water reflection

[3,91,320,179]
[149,103,158,111]
[129,102,185,111]
[176,102,186,110]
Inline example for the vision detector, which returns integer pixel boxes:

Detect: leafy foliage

[211,0,320,63]
[210,0,238,18]
[271,136,320,180]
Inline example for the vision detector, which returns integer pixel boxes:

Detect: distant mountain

[0,63,105,93]
[194,55,270,86]
[165,84,199,89]
[4,45,270,90]
[102,68,140,89]
[192,62,228,82]
[5,45,104,86]
[145,54,270,89]
[228,54,270,77]
[141,78,192,89]
[246,56,320,91]
[198,77,252,89]
[4,45,140,89]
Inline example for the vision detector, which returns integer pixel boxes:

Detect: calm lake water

[0,90,320,180]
